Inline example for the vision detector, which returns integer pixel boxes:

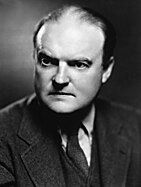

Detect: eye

[68,60,90,69]
[75,61,89,69]
[37,53,58,68]
[40,58,52,67]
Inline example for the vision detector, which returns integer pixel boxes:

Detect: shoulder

[0,94,36,138]
[96,97,141,119]
[96,97,141,140]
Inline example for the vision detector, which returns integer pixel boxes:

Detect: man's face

[34,19,108,113]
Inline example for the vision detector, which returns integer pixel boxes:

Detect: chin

[48,103,77,114]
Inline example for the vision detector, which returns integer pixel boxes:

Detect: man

[0,5,141,187]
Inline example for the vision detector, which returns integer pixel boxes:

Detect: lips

[49,92,75,97]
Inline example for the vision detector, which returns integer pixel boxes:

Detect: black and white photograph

[0,0,141,186]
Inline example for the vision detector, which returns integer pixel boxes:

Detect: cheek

[34,68,50,90]
[76,70,102,97]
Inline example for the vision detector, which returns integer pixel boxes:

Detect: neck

[38,98,95,133]
[53,103,95,134]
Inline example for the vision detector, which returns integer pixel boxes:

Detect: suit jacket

[0,94,141,187]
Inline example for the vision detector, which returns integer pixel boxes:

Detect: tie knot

[68,122,88,136]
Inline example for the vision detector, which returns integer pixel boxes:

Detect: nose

[52,61,69,88]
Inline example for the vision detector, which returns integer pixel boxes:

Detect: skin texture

[34,17,113,114]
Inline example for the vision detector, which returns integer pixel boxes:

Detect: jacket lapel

[18,98,66,187]
[95,99,132,187]
[21,135,65,187]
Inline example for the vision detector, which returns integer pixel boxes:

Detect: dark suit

[0,94,141,186]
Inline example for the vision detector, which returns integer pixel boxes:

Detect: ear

[102,56,115,83]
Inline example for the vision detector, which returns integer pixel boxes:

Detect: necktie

[66,127,89,177]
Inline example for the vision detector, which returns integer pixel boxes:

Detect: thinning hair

[33,5,116,69]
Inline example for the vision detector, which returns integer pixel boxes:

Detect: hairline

[34,6,106,49]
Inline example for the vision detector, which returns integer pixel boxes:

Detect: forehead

[36,18,105,58]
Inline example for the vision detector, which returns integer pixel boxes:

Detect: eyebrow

[68,58,93,66]
[38,51,93,65]
[38,51,59,62]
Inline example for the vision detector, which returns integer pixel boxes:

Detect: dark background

[0,0,141,109]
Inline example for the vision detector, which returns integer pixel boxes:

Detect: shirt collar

[82,104,95,137]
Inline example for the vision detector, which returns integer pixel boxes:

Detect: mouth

[49,92,75,97]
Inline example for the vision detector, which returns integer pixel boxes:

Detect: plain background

[0,0,141,109]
